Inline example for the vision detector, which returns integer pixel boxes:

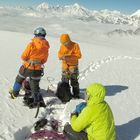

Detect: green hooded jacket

[70,83,116,140]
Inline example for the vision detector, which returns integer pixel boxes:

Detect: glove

[74,102,86,114]
[71,112,78,117]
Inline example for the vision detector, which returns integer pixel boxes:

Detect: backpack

[29,118,66,140]
[56,81,72,103]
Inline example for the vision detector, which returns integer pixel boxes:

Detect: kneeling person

[63,83,116,140]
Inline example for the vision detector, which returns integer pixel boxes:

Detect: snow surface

[0,6,140,140]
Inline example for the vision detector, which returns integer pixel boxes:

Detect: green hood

[86,83,106,104]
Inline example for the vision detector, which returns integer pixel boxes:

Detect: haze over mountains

[1,2,140,27]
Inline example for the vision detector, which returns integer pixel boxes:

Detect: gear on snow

[27,117,66,140]
[55,81,72,103]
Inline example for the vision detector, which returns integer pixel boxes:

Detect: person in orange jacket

[9,27,50,107]
[58,34,82,98]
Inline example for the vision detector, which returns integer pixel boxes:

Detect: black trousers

[15,65,42,95]
[63,124,88,140]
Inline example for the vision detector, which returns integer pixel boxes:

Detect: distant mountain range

[107,28,140,36]
[1,2,140,26]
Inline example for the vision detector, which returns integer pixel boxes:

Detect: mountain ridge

[0,2,140,26]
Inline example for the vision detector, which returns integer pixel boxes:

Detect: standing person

[63,83,116,140]
[9,27,50,107]
[58,34,82,98]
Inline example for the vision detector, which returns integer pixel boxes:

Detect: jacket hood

[60,34,71,44]
[86,83,106,105]
[32,37,47,49]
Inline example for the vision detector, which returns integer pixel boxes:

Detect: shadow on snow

[105,85,128,96]
[80,85,128,97]
[116,117,140,140]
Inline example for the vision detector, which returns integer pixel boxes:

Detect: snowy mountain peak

[36,2,49,11]
[68,3,87,11]
[73,3,80,8]
[0,3,140,26]
[63,3,90,16]
[35,2,90,16]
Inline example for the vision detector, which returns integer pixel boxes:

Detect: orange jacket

[58,41,82,70]
[21,37,50,70]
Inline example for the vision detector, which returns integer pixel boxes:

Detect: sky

[0,0,140,14]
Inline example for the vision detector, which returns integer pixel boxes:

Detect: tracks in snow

[46,55,140,88]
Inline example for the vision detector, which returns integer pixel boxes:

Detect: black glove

[70,112,79,117]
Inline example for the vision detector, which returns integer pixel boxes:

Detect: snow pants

[61,66,80,97]
[14,65,42,96]
[63,124,88,140]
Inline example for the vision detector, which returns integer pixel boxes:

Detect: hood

[60,34,71,44]
[32,37,47,49]
[86,83,106,105]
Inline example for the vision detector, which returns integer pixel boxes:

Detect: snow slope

[0,14,140,140]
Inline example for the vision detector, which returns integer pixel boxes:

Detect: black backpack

[56,81,72,103]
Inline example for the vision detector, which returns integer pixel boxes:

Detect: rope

[34,103,40,118]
